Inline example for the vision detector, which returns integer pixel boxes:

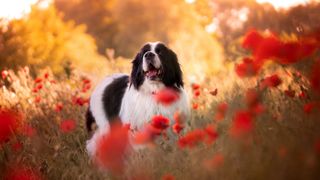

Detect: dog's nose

[144,52,155,60]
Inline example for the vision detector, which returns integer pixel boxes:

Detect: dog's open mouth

[144,66,162,80]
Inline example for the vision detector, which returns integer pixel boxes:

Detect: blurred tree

[54,0,225,77]
[55,0,118,56]
[0,5,106,74]
[192,0,320,60]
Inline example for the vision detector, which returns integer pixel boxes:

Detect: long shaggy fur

[86,42,189,156]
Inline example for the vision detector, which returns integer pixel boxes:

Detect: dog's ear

[161,47,184,88]
[130,52,144,89]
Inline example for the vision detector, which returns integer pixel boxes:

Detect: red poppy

[36,84,43,90]
[235,57,260,77]
[284,89,295,98]
[34,96,41,103]
[34,77,43,84]
[11,141,23,152]
[96,122,129,174]
[192,103,199,110]
[3,166,42,180]
[242,29,263,51]
[172,123,184,134]
[192,83,200,90]
[32,88,38,93]
[210,88,218,96]
[245,89,259,108]
[204,153,224,169]
[254,36,282,61]
[314,138,320,154]
[204,124,218,145]
[162,174,175,180]
[278,145,287,158]
[154,88,179,106]
[261,74,282,88]
[0,110,21,145]
[54,102,63,112]
[151,115,170,131]
[1,70,8,79]
[310,60,320,94]
[214,102,228,121]
[22,124,36,137]
[251,103,265,115]
[82,78,91,84]
[194,90,200,97]
[72,97,89,106]
[303,102,317,114]
[44,72,49,79]
[60,119,76,133]
[178,129,206,149]
[230,110,253,138]
[299,91,307,99]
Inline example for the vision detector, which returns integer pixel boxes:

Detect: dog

[86,42,190,156]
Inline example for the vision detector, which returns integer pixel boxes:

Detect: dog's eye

[155,48,162,54]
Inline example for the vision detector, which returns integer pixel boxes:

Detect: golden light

[0,0,50,20]
[256,0,309,9]
[185,0,196,4]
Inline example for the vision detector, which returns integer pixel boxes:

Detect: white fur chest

[119,85,189,130]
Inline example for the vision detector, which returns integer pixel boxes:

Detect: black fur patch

[85,108,95,132]
[156,43,184,88]
[130,44,151,89]
[102,75,129,121]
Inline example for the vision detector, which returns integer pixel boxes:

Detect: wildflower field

[1,28,320,180]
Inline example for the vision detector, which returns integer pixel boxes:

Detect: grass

[0,60,320,180]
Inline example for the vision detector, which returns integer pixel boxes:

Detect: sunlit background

[0,0,312,20]
[0,0,317,79]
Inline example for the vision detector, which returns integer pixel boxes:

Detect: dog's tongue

[146,70,157,77]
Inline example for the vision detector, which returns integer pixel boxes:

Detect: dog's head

[130,42,183,90]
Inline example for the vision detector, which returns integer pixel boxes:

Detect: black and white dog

[86,42,189,156]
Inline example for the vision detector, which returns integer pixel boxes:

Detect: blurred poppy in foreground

[60,119,76,133]
[0,109,22,145]
[242,29,317,66]
[22,124,36,137]
[11,141,23,152]
[204,124,219,145]
[214,102,228,121]
[154,88,180,106]
[284,89,295,98]
[96,122,130,174]
[310,60,320,94]
[314,138,320,154]
[230,110,253,138]
[261,74,282,88]
[54,102,64,112]
[162,174,175,180]
[172,111,185,134]
[194,89,200,97]
[235,58,260,77]
[4,166,42,180]
[303,102,317,114]
[178,129,206,149]
[204,153,224,170]
[192,83,200,90]
[2,70,9,79]
[192,103,199,110]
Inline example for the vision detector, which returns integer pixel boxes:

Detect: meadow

[1,29,320,180]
